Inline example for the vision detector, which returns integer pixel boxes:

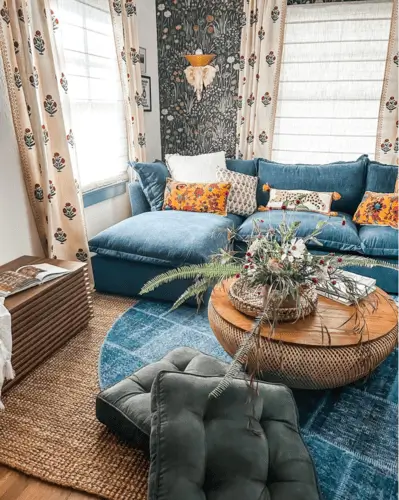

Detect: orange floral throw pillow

[162,178,231,216]
[353,191,398,229]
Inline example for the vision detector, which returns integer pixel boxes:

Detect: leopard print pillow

[264,188,341,215]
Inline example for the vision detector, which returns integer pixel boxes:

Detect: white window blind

[54,0,127,192]
[273,1,392,164]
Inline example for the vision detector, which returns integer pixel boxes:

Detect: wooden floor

[0,466,99,500]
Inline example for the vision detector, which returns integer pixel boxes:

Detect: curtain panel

[0,0,89,263]
[108,0,146,164]
[375,0,398,166]
[236,0,287,160]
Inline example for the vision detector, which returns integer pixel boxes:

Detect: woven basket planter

[228,278,318,323]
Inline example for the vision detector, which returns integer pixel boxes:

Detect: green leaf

[140,263,241,295]
[170,279,209,310]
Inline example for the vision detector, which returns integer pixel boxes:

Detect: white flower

[166,45,171,50]
[233,63,240,70]
[164,10,171,17]
[289,238,306,259]
[161,109,168,115]
[158,4,165,11]
[227,56,235,63]
[281,253,294,263]
[248,239,262,254]
[167,115,174,121]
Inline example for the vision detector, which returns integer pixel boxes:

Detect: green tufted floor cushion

[149,372,321,500]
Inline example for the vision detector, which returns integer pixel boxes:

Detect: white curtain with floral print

[0,0,89,263]
[108,0,146,164]
[236,0,286,160]
[376,0,398,167]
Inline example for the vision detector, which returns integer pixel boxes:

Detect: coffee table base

[209,300,398,390]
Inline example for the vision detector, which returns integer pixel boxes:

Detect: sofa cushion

[133,161,169,211]
[96,347,230,451]
[237,210,362,253]
[366,161,398,193]
[216,166,258,216]
[89,211,243,267]
[359,225,398,258]
[226,158,257,176]
[149,372,320,500]
[163,179,232,216]
[166,151,226,182]
[257,155,368,215]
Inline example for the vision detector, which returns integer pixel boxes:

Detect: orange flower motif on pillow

[162,179,231,216]
[353,192,398,229]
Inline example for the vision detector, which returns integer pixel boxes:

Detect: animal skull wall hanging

[184,51,217,101]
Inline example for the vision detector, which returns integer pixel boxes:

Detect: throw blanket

[0,298,14,410]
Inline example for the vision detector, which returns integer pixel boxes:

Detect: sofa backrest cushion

[257,155,368,215]
[133,161,169,211]
[226,158,257,177]
[366,161,398,193]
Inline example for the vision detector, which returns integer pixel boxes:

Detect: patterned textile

[216,165,257,216]
[236,0,287,160]
[108,0,146,163]
[375,0,398,167]
[0,1,89,262]
[353,192,398,229]
[266,188,341,216]
[162,179,231,216]
[99,300,398,500]
[156,1,243,158]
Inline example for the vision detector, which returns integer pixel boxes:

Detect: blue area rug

[99,300,398,500]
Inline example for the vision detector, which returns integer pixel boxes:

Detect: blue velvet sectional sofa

[89,155,398,301]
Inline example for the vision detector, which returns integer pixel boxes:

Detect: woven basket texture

[228,278,318,323]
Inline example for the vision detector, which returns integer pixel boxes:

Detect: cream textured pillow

[266,188,340,215]
[165,151,226,183]
[216,166,258,216]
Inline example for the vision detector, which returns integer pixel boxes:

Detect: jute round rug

[0,293,149,500]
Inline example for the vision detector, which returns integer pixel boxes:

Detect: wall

[156,0,243,158]
[138,0,162,162]
[85,0,161,239]
[0,60,43,265]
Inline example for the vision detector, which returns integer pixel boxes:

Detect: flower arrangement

[142,212,396,312]
[141,209,398,396]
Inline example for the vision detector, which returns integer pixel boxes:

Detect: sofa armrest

[128,181,150,216]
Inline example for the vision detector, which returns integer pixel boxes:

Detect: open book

[0,263,71,298]
[317,271,376,306]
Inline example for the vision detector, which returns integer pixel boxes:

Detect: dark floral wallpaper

[156,0,366,158]
[156,0,244,158]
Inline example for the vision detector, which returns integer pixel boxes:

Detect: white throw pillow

[165,151,226,183]
[216,166,258,216]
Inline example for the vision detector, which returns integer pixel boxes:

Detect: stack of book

[317,270,376,306]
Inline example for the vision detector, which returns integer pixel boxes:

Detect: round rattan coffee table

[208,279,398,389]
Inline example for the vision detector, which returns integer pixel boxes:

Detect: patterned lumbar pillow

[162,178,231,216]
[216,166,258,216]
[353,191,398,229]
[261,187,341,216]
[165,151,226,183]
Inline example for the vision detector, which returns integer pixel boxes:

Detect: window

[273,1,392,164]
[54,0,127,192]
